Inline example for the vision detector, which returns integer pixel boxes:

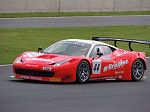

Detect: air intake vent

[15,68,55,77]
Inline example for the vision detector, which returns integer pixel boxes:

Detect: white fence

[0,0,150,13]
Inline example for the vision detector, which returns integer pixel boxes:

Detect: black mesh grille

[15,68,55,77]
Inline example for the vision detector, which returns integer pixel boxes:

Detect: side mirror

[38,46,42,52]
[97,52,103,57]
[96,48,103,57]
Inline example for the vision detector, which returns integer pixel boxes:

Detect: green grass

[0,25,150,64]
[0,11,150,18]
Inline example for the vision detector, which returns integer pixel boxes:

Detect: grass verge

[0,25,150,64]
[0,11,150,18]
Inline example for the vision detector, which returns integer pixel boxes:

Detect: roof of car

[62,39,118,49]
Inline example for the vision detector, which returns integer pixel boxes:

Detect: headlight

[16,56,23,63]
[54,58,73,67]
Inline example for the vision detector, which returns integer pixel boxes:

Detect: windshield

[43,41,91,56]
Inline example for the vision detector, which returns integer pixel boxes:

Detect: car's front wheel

[131,59,144,81]
[76,60,91,83]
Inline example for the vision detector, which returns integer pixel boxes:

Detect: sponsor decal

[26,64,39,67]
[89,75,123,81]
[30,76,42,80]
[118,76,123,79]
[115,71,124,74]
[113,50,129,56]
[43,67,51,71]
[113,56,117,60]
[106,78,116,81]
[20,75,29,79]
[25,53,44,57]
[103,57,111,60]
[92,60,102,74]
[63,41,90,47]
[26,58,53,63]
[20,75,42,80]
[103,59,128,72]
[50,78,61,82]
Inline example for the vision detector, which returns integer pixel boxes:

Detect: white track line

[0,15,150,19]
[9,76,15,78]
[0,64,12,67]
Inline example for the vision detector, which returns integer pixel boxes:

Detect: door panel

[91,53,117,78]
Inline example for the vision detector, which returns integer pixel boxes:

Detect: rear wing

[92,37,150,51]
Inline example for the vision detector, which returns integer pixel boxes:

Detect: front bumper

[13,62,77,82]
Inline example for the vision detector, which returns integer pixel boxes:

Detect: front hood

[21,52,75,65]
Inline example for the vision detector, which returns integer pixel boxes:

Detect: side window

[101,46,112,55]
[89,45,102,57]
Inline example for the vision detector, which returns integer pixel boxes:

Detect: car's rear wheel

[131,59,144,81]
[76,60,90,83]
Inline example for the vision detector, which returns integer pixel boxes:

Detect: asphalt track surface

[0,58,150,112]
[0,15,150,28]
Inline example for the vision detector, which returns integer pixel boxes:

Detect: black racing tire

[76,60,91,84]
[131,59,144,81]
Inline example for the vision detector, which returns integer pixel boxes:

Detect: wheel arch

[76,59,92,83]
[136,58,147,70]
[80,59,92,75]
[131,58,146,81]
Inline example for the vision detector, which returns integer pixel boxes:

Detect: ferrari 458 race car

[13,37,150,83]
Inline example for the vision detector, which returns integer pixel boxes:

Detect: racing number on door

[92,60,101,74]
[93,63,100,72]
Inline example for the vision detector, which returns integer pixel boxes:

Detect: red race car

[13,37,150,83]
